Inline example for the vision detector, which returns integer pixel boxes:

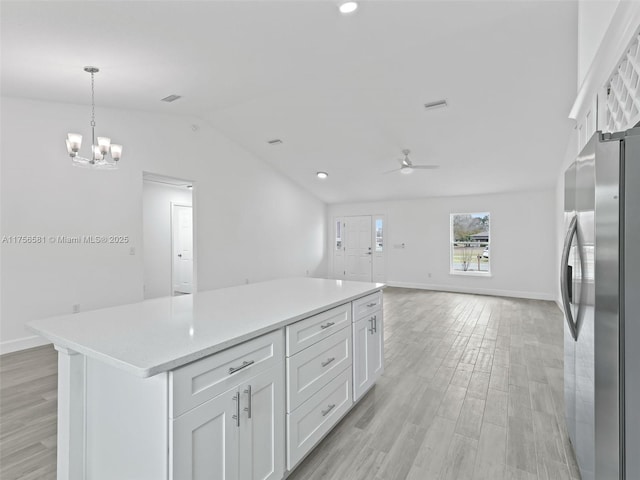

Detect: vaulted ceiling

[1,1,577,203]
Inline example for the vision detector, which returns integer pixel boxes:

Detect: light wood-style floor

[0,287,580,480]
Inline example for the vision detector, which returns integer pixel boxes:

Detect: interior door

[172,204,193,294]
[344,216,372,282]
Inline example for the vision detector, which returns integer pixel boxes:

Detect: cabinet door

[239,366,284,480]
[353,311,384,402]
[171,387,240,480]
[353,316,373,402]
[370,311,384,380]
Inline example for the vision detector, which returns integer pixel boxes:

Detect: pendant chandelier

[65,66,122,169]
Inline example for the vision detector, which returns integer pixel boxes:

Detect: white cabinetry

[171,387,240,480]
[352,292,384,402]
[170,332,285,480]
[285,306,353,470]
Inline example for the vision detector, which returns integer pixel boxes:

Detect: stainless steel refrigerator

[561,127,640,480]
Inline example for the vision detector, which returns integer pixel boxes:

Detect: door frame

[171,202,195,295]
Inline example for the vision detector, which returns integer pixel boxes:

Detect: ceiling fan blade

[383,167,402,174]
[411,165,440,170]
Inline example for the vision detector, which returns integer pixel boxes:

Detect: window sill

[449,270,492,278]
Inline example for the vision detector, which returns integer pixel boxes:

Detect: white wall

[0,97,327,353]
[328,189,556,301]
[142,181,192,299]
[577,0,620,87]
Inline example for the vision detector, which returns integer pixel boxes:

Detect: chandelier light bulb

[97,137,111,155]
[67,133,82,152]
[110,144,123,161]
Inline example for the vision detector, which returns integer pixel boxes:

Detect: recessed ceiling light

[339,1,358,14]
[424,99,448,111]
[267,139,283,145]
[317,171,329,179]
[161,94,182,103]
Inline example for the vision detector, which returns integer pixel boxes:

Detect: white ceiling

[1,1,577,204]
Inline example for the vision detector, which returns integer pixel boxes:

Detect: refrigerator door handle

[561,215,578,341]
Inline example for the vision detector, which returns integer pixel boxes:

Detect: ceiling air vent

[267,139,283,145]
[424,99,448,111]
[161,94,182,103]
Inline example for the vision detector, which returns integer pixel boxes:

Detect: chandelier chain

[90,71,96,128]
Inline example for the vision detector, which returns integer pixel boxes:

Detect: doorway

[142,173,195,299]
[333,215,385,283]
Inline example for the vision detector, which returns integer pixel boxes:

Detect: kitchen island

[28,277,385,480]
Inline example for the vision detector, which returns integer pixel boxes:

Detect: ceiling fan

[385,149,440,174]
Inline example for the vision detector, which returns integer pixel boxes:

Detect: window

[335,220,342,250]
[450,212,490,274]
[375,218,383,252]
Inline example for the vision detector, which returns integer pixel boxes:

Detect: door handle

[244,385,252,419]
[177,254,182,258]
[561,216,578,341]
[232,391,240,427]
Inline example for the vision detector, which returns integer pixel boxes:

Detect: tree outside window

[450,212,490,274]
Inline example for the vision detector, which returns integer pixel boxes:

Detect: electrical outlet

[129,247,136,255]
[306,270,309,276]
[72,304,80,314]
[428,273,432,278]
[245,278,249,284]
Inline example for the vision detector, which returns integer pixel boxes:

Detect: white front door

[344,216,372,282]
[172,204,193,294]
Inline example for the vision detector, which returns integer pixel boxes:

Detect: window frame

[449,212,492,277]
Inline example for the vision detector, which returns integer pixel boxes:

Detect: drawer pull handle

[321,404,336,417]
[366,302,377,307]
[320,322,335,330]
[321,357,336,367]
[228,360,254,375]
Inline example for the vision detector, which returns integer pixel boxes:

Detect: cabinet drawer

[286,326,352,413]
[286,304,350,356]
[170,330,283,418]
[286,367,352,469]
[352,291,383,321]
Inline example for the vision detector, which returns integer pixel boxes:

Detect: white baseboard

[385,281,555,302]
[0,335,51,355]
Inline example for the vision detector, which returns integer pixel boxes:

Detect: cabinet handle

[228,360,254,375]
[366,302,377,307]
[321,357,336,367]
[320,322,335,330]
[232,392,240,427]
[321,404,336,417]
[373,314,377,333]
[369,317,375,334]
[244,385,252,419]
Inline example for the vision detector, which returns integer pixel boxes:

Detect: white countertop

[28,277,384,378]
